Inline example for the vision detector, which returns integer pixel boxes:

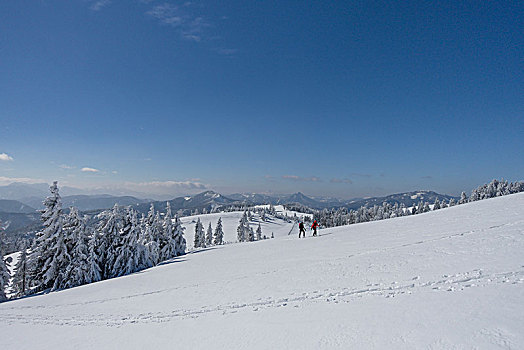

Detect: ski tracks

[1,267,523,328]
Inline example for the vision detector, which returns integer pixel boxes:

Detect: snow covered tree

[112,207,141,277]
[448,198,456,207]
[0,224,10,302]
[151,212,164,263]
[62,209,90,289]
[237,212,248,242]
[206,222,213,246]
[95,204,124,279]
[28,181,66,292]
[194,218,205,248]
[158,203,186,261]
[11,240,29,298]
[248,227,255,242]
[256,223,262,241]
[415,200,424,214]
[86,231,102,283]
[213,217,224,245]
[47,222,71,291]
[260,209,266,222]
[172,215,187,256]
[146,203,156,226]
[459,191,468,205]
[433,198,441,210]
[141,223,158,268]
[440,199,448,208]
[158,202,175,262]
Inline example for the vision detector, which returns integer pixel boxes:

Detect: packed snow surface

[1,193,524,349]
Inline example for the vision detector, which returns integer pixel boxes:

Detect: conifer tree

[86,230,102,283]
[194,218,205,248]
[0,224,10,302]
[459,191,468,204]
[142,223,159,268]
[206,222,213,247]
[416,200,425,214]
[159,202,174,262]
[172,215,187,256]
[248,227,255,242]
[112,207,141,277]
[213,217,224,245]
[28,181,65,292]
[11,240,29,298]
[433,198,441,210]
[256,223,262,241]
[237,212,247,242]
[62,209,90,288]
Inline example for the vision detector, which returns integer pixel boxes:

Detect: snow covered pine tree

[213,217,224,245]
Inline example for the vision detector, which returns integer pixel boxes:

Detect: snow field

[180,210,296,249]
[1,193,524,349]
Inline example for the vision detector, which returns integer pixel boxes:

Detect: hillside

[0,200,36,214]
[1,193,523,349]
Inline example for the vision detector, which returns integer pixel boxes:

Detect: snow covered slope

[1,193,524,349]
[180,209,295,249]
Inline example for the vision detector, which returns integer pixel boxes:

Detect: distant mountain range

[0,199,36,214]
[21,195,150,212]
[0,182,458,243]
[344,191,457,210]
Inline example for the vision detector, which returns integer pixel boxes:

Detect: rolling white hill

[1,193,523,349]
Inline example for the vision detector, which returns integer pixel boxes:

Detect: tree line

[313,179,524,229]
[1,181,187,301]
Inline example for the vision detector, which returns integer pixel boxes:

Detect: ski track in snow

[1,267,523,327]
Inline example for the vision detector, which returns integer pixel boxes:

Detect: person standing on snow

[311,220,319,236]
[298,222,306,238]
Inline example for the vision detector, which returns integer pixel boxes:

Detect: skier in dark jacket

[311,220,319,236]
[298,222,306,238]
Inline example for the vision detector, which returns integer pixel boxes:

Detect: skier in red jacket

[311,220,319,236]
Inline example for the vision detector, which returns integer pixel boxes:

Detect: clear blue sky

[0,1,522,198]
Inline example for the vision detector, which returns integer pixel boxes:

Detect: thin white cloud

[90,0,111,11]
[282,175,322,182]
[129,180,207,189]
[0,176,46,185]
[59,164,75,169]
[146,3,210,42]
[0,153,13,161]
[121,180,208,196]
[81,167,100,173]
[351,172,372,178]
[147,4,183,25]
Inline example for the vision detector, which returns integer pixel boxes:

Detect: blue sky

[0,1,522,198]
